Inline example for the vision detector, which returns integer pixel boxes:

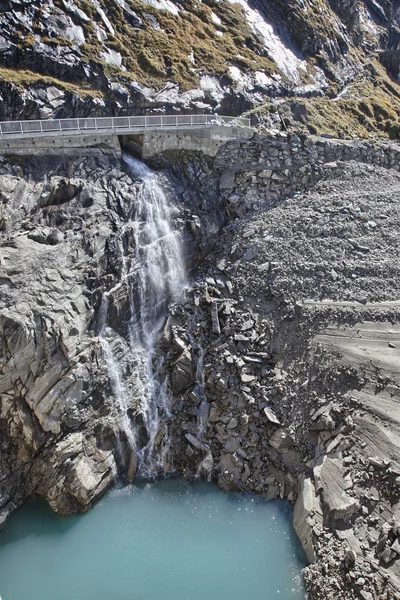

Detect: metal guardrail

[0,114,251,137]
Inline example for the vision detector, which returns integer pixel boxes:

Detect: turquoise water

[0,480,306,600]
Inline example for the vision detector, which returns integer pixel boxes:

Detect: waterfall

[98,295,136,471]
[100,154,186,476]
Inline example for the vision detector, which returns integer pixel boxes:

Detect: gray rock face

[161,138,400,600]
[0,149,221,519]
[3,134,400,600]
[293,477,323,563]
[314,456,359,522]
[0,0,398,126]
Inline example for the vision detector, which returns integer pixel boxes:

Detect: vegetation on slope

[69,0,277,89]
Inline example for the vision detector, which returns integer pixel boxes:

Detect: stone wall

[215,132,400,215]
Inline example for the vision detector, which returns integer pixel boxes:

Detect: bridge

[0,114,250,138]
[0,114,253,158]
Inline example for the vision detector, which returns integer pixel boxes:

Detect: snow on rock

[142,0,180,16]
[254,70,277,89]
[228,66,280,97]
[132,82,206,109]
[211,11,222,25]
[100,48,123,67]
[228,66,254,89]
[200,76,225,103]
[227,0,307,83]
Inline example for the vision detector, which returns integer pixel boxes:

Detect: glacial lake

[0,480,306,600]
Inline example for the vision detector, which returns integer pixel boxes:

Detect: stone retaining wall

[215,132,400,215]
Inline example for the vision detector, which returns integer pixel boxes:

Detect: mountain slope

[0,0,400,138]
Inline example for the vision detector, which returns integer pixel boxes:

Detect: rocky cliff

[161,135,400,599]
[0,150,220,519]
[2,135,400,599]
[2,1,400,600]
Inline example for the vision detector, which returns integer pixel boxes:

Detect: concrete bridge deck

[0,114,253,157]
[0,114,251,139]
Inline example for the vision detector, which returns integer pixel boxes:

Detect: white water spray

[100,155,186,475]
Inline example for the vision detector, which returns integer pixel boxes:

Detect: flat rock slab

[314,456,359,522]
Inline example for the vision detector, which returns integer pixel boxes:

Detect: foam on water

[0,480,306,600]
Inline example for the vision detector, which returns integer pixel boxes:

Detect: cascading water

[98,295,136,464]
[100,154,186,476]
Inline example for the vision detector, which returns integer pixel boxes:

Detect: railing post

[0,123,2,135]
[20,122,23,134]
[191,115,193,126]
[145,116,147,127]
[40,121,43,133]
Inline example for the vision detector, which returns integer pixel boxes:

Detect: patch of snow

[188,51,195,64]
[216,30,223,37]
[228,66,266,98]
[93,97,106,108]
[142,0,179,16]
[134,82,205,108]
[228,66,246,83]
[211,11,222,25]
[227,0,307,83]
[191,101,212,110]
[100,48,123,67]
[254,71,275,88]
[200,76,225,102]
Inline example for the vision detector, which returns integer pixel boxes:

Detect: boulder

[293,476,323,563]
[314,456,360,522]
[171,348,193,394]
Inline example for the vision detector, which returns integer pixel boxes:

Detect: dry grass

[303,61,400,139]
[74,0,277,90]
[0,67,102,98]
